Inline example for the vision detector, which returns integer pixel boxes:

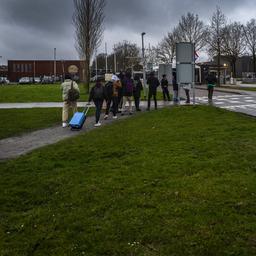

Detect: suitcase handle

[83,105,91,115]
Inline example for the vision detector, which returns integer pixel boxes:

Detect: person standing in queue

[133,74,143,111]
[147,72,160,110]
[161,74,171,101]
[206,72,217,104]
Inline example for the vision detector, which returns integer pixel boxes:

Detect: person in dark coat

[147,72,160,110]
[172,72,179,103]
[121,72,134,115]
[88,78,106,127]
[161,74,171,101]
[206,72,217,103]
[133,75,143,111]
[104,75,122,119]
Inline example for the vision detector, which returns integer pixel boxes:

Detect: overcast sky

[0,0,255,64]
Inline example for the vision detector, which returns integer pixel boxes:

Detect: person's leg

[162,89,166,101]
[62,101,69,123]
[112,97,118,116]
[166,88,171,101]
[153,93,157,109]
[122,96,127,114]
[94,100,100,123]
[72,101,78,114]
[128,96,132,113]
[105,98,111,116]
[185,89,190,103]
[134,97,139,110]
[147,91,152,110]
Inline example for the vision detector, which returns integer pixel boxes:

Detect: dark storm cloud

[0,0,254,63]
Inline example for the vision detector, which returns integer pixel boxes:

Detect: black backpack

[94,86,104,99]
[67,80,80,101]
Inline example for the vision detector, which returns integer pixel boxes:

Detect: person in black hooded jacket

[133,75,143,111]
[147,72,160,110]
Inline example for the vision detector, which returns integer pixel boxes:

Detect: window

[24,64,28,73]
[16,64,20,72]
[21,64,24,73]
[13,64,16,72]
[28,64,32,72]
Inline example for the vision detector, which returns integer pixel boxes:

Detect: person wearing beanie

[121,72,134,115]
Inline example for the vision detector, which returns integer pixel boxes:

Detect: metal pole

[192,44,196,105]
[105,42,108,74]
[33,61,36,80]
[95,50,98,78]
[114,44,117,74]
[54,48,56,82]
[141,32,146,98]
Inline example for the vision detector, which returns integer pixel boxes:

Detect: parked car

[19,77,31,84]
[34,77,41,84]
[41,76,54,84]
[0,77,10,84]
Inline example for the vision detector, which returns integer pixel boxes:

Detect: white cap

[111,75,119,81]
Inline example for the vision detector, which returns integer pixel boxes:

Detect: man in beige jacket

[61,74,80,127]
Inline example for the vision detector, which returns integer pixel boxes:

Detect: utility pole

[113,44,117,74]
[105,42,108,74]
[141,32,146,98]
[95,49,98,78]
[54,48,56,82]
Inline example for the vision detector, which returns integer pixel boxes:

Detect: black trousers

[105,96,119,116]
[148,91,157,109]
[208,87,214,100]
[184,89,190,103]
[134,96,141,110]
[162,87,170,101]
[93,99,103,123]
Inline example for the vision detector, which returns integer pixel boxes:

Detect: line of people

[61,71,177,128]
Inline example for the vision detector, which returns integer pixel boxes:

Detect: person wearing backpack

[161,74,171,101]
[61,74,80,128]
[147,72,160,110]
[88,78,106,127]
[121,72,134,115]
[104,75,122,119]
[133,74,143,111]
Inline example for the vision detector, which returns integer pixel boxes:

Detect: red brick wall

[8,60,85,82]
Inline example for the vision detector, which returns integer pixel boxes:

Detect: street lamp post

[223,63,227,84]
[141,32,146,98]
[54,48,56,82]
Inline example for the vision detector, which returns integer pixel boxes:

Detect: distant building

[0,65,8,77]
[8,60,86,82]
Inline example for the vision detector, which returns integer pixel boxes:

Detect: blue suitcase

[69,106,90,130]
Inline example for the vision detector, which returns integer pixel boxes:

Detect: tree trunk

[232,59,237,78]
[85,57,90,93]
[253,48,256,73]
[217,39,221,87]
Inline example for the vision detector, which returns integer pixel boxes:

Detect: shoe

[146,108,150,111]
[62,122,68,128]
[129,112,133,115]
[113,115,117,119]
[94,122,101,127]
[104,115,108,120]
[137,109,141,111]
[121,113,124,116]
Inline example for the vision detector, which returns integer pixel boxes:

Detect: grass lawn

[0,84,170,103]
[0,107,93,140]
[0,84,89,103]
[1,106,256,255]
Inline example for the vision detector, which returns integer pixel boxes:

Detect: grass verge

[1,106,256,255]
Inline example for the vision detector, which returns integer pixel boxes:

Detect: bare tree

[243,19,256,72]
[113,41,140,71]
[176,12,207,51]
[156,28,179,64]
[73,0,105,92]
[205,6,226,86]
[222,22,246,78]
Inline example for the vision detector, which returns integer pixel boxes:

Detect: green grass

[0,107,93,140]
[0,108,61,139]
[1,106,256,255]
[0,84,170,103]
[0,84,89,103]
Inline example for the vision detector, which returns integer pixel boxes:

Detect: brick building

[0,65,8,77]
[8,60,86,82]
